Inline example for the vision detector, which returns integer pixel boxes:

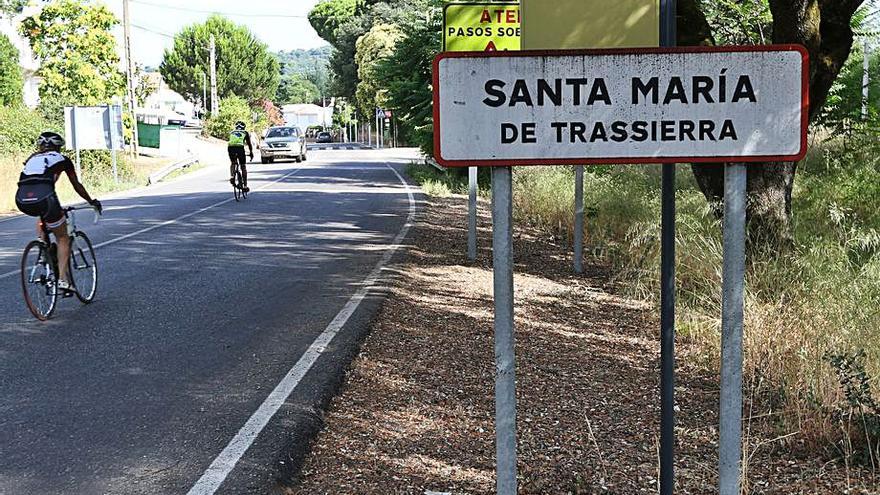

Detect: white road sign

[433,46,808,167]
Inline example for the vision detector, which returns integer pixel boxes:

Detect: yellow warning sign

[521,0,659,49]
[443,2,520,52]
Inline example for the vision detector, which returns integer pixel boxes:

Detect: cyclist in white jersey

[15,132,102,293]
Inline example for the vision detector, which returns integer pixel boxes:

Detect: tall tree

[679,0,868,246]
[307,0,357,46]
[277,74,320,104]
[354,23,402,117]
[160,15,280,106]
[378,0,442,153]
[0,33,23,106]
[20,0,125,112]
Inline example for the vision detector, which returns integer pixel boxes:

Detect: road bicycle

[232,157,251,202]
[20,206,100,321]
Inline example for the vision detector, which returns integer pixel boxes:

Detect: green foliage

[276,47,332,96]
[377,0,442,154]
[0,33,23,106]
[277,74,320,104]
[134,64,158,106]
[825,350,880,465]
[307,0,357,46]
[0,105,53,154]
[702,0,772,45]
[160,15,280,106]
[354,23,402,117]
[20,0,125,113]
[0,0,27,16]
[204,96,255,140]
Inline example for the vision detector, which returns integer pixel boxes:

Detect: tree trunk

[678,0,864,249]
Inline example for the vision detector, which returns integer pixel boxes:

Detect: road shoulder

[283,195,867,494]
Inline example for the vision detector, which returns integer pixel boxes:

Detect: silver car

[259,126,307,164]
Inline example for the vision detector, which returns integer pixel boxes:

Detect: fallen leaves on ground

[286,196,878,495]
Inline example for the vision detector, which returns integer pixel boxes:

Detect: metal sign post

[573,166,585,273]
[468,166,478,261]
[720,162,747,494]
[491,165,517,495]
[659,1,676,493]
[108,104,119,184]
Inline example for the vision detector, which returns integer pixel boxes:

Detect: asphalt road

[0,146,420,494]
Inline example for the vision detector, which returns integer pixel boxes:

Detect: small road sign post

[433,44,808,495]
[659,1,677,493]
[444,1,521,263]
[720,162,747,495]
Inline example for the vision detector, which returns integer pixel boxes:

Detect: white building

[282,103,333,129]
[140,73,196,125]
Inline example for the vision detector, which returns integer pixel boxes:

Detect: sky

[104,0,328,67]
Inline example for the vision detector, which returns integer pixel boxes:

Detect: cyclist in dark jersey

[15,131,102,293]
[228,121,253,192]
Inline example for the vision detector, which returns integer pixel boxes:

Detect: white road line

[0,166,307,281]
[186,162,416,495]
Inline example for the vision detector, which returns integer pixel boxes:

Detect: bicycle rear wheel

[20,240,57,320]
[69,231,98,304]
[233,169,242,202]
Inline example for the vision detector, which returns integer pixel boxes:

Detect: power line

[131,23,175,38]
[129,0,309,19]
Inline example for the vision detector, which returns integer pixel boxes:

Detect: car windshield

[267,128,295,138]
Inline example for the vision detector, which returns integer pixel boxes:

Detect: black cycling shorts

[16,192,65,229]
[228,147,247,166]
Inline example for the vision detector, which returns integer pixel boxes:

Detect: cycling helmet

[37,131,64,150]
[234,121,246,130]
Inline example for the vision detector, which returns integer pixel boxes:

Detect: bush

[204,96,253,140]
[0,105,54,154]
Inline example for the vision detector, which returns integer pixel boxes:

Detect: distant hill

[276,46,332,77]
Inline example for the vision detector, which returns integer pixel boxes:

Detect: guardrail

[147,154,199,185]
[425,157,445,172]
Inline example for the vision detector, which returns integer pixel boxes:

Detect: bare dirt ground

[285,195,877,494]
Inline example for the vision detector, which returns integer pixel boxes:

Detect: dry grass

[0,152,173,215]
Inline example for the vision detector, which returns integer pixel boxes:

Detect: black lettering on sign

[588,79,612,105]
[551,122,567,142]
[566,78,589,106]
[522,123,537,143]
[590,122,608,142]
[538,79,562,106]
[501,123,517,143]
[571,122,588,143]
[631,121,649,141]
[719,120,738,140]
[632,77,659,104]
[732,76,756,102]
[680,120,696,140]
[663,78,688,105]
[484,80,506,107]
[692,76,714,103]
[610,121,628,142]
[509,80,533,107]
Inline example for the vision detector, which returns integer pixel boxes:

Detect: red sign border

[432,44,810,168]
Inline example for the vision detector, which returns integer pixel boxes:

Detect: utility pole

[202,71,207,118]
[123,0,139,157]
[863,40,871,121]
[210,35,219,115]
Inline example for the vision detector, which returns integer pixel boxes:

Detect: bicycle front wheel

[233,169,242,202]
[70,231,98,304]
[20,240,57,321]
